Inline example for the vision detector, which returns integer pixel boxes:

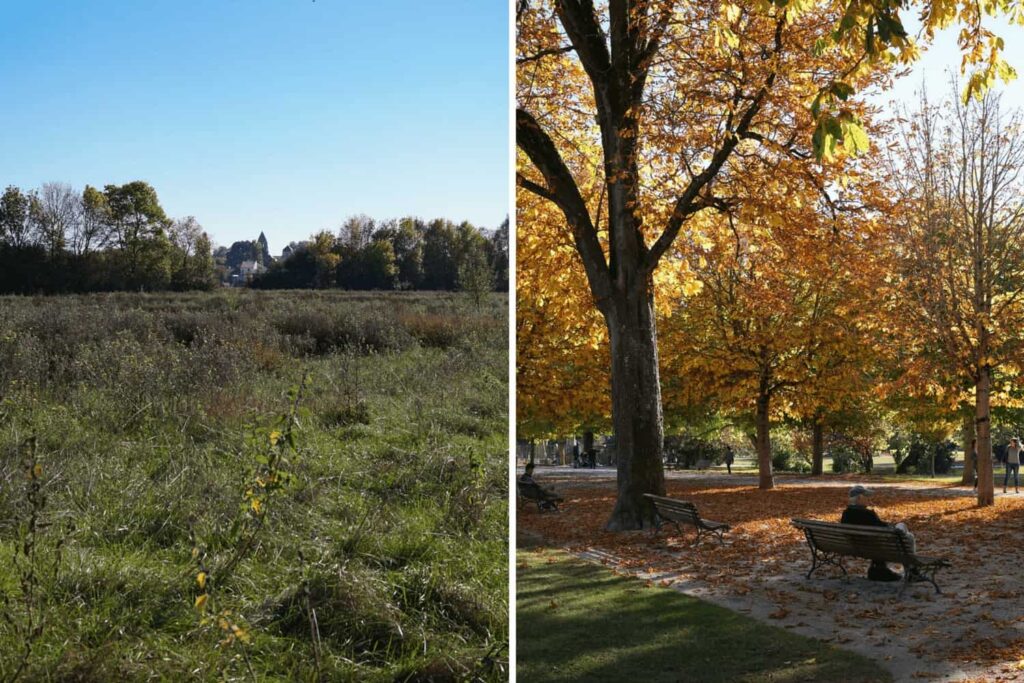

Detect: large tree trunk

[755,393,774,490]
[604,289,666,531]
[811,417,824,476]
[977,366,994,506]
[962,410,976,485]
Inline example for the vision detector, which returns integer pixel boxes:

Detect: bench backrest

[644,494,701,525]
[792,518,912,562]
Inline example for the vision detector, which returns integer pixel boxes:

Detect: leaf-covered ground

[518,469,1024,682]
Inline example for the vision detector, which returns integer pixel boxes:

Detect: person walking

[1005,437,1022,494]
[724,446,735,475]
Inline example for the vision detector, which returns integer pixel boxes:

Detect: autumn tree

[888,85,1024,506]
[516,0,900,527]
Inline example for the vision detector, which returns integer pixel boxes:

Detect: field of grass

[517,548,892,683]
[0,290,508,682]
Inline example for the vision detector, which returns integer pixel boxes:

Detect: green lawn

[517,548,892,683]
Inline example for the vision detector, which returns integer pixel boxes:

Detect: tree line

[0,180,508,297]
[250,215,509,293]
[0,181,214,294]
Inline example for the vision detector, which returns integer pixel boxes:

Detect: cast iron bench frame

[791,518,950,595]
[644,493,730,545]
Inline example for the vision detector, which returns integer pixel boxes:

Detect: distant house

[239,260,264,278]
[281,244,294,260]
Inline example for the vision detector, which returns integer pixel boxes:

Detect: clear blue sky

[0,0,509,252]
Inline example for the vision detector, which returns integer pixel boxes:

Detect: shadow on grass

[517,548,892,683]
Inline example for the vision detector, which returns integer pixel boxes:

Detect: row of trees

[252,215,509,294]
[517,0,1024,528]
[0,181,214,293]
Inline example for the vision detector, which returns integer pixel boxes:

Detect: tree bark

[976,366,994,506]
[528,440,535,466]
[755,393,775,490]
[811,417,824,476]
[604,288,666,530]
[962,410,976,486]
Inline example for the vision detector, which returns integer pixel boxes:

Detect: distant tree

[32,182,79,256]
[391,217,425,289]
[0,186,35,248]
[309,230,340,288]
[337,215,376,251]
[337,238,398,290]
[490,217,509,291]
[104,181,174,289]
[170,216,215,290]
[458,240,495,309]
[421,219,459,290]
[76,185,111,255]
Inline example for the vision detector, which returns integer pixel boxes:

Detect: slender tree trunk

[755,393,774,490]
[962,410,976,485]
[811,418,824,476]
[977,366,994,506]
[528,440,535,467]
[604,289,666,530]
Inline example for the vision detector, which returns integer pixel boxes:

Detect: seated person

[519,463,564,503]
[840,485,915,581]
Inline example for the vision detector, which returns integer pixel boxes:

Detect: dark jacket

[840,504,887,527]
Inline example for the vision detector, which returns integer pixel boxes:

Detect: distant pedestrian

[724,447,735,475]
[971,438,978,490]
[1005,438,1021,494]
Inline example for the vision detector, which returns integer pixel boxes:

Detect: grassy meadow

[0,290,508,682]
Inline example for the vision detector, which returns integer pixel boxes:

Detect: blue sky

[0,0,509,252]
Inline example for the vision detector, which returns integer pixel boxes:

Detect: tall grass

[0,290,508,681]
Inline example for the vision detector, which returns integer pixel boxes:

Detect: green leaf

[841,119,870,155]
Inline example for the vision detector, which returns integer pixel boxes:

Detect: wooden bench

[644,493,730,545]
[517,481,561,512]
[791,518,950,595]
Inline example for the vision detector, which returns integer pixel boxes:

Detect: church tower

[257,231,270,266]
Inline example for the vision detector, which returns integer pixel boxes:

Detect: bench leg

[806,548,846,580]
[903,565,943,595]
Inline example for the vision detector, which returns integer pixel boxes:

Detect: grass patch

[0,290,507,682]
[517,548,892,683]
